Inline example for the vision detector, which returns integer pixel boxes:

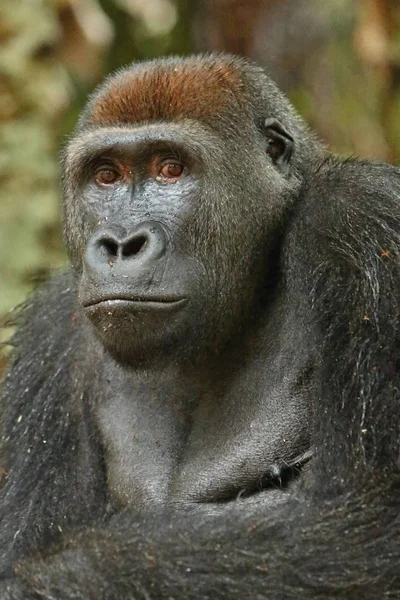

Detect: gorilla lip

[83,297,188,311]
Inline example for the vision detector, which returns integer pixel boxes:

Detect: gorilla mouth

[83,296,188,310]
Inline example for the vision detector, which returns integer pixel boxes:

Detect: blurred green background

[1,0,400,337]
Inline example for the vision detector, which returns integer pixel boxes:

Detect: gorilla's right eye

[94,167,122,186]
[154,159,185,183]
[159,161,184,179]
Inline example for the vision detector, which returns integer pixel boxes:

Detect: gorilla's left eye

[94,167,122,186]
[158,161,184,180]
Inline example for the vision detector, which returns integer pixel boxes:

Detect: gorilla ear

[264,118,294,177]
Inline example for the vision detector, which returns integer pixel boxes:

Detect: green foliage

[0,0,68,326]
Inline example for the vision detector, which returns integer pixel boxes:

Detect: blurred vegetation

[1,0,400,340]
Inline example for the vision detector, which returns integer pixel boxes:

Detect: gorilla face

[63,111,295,365]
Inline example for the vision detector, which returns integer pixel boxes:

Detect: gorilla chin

[83,296,190,360]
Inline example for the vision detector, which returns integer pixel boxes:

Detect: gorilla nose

[84,223,166,275]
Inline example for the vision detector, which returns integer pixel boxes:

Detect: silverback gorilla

[0,54,400,599]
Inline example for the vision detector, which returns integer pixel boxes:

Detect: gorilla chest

[97,371,310,509]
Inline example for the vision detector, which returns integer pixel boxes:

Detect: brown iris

[95,168,121,185]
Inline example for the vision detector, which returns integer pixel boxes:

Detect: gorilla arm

[0,274,108,579]
[3,492,398,600]
[1,158,400,599]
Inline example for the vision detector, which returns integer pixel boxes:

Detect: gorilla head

[62,55,321,365]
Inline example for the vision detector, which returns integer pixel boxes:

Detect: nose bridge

[93,225,127,252]
[102,224,128,243]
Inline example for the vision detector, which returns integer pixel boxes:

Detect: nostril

[97,238,119,260]
[122,235,147,258]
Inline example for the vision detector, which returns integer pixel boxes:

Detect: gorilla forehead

[83,54,256,128]
[80,54,313,177]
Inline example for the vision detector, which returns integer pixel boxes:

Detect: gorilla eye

[158,161,184,181]
[94,167,121,186]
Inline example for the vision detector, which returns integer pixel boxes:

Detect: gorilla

[0,54,399,599]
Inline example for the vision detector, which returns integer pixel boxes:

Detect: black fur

[1,56,400,599]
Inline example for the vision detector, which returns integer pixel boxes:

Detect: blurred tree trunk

[192,0,400,163]
[192,0,328,91]
[192,0,264,57]
[354,0,400,161]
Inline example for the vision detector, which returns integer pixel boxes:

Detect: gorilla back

[0,54,399,599]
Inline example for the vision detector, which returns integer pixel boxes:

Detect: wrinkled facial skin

[62,78,297,366]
